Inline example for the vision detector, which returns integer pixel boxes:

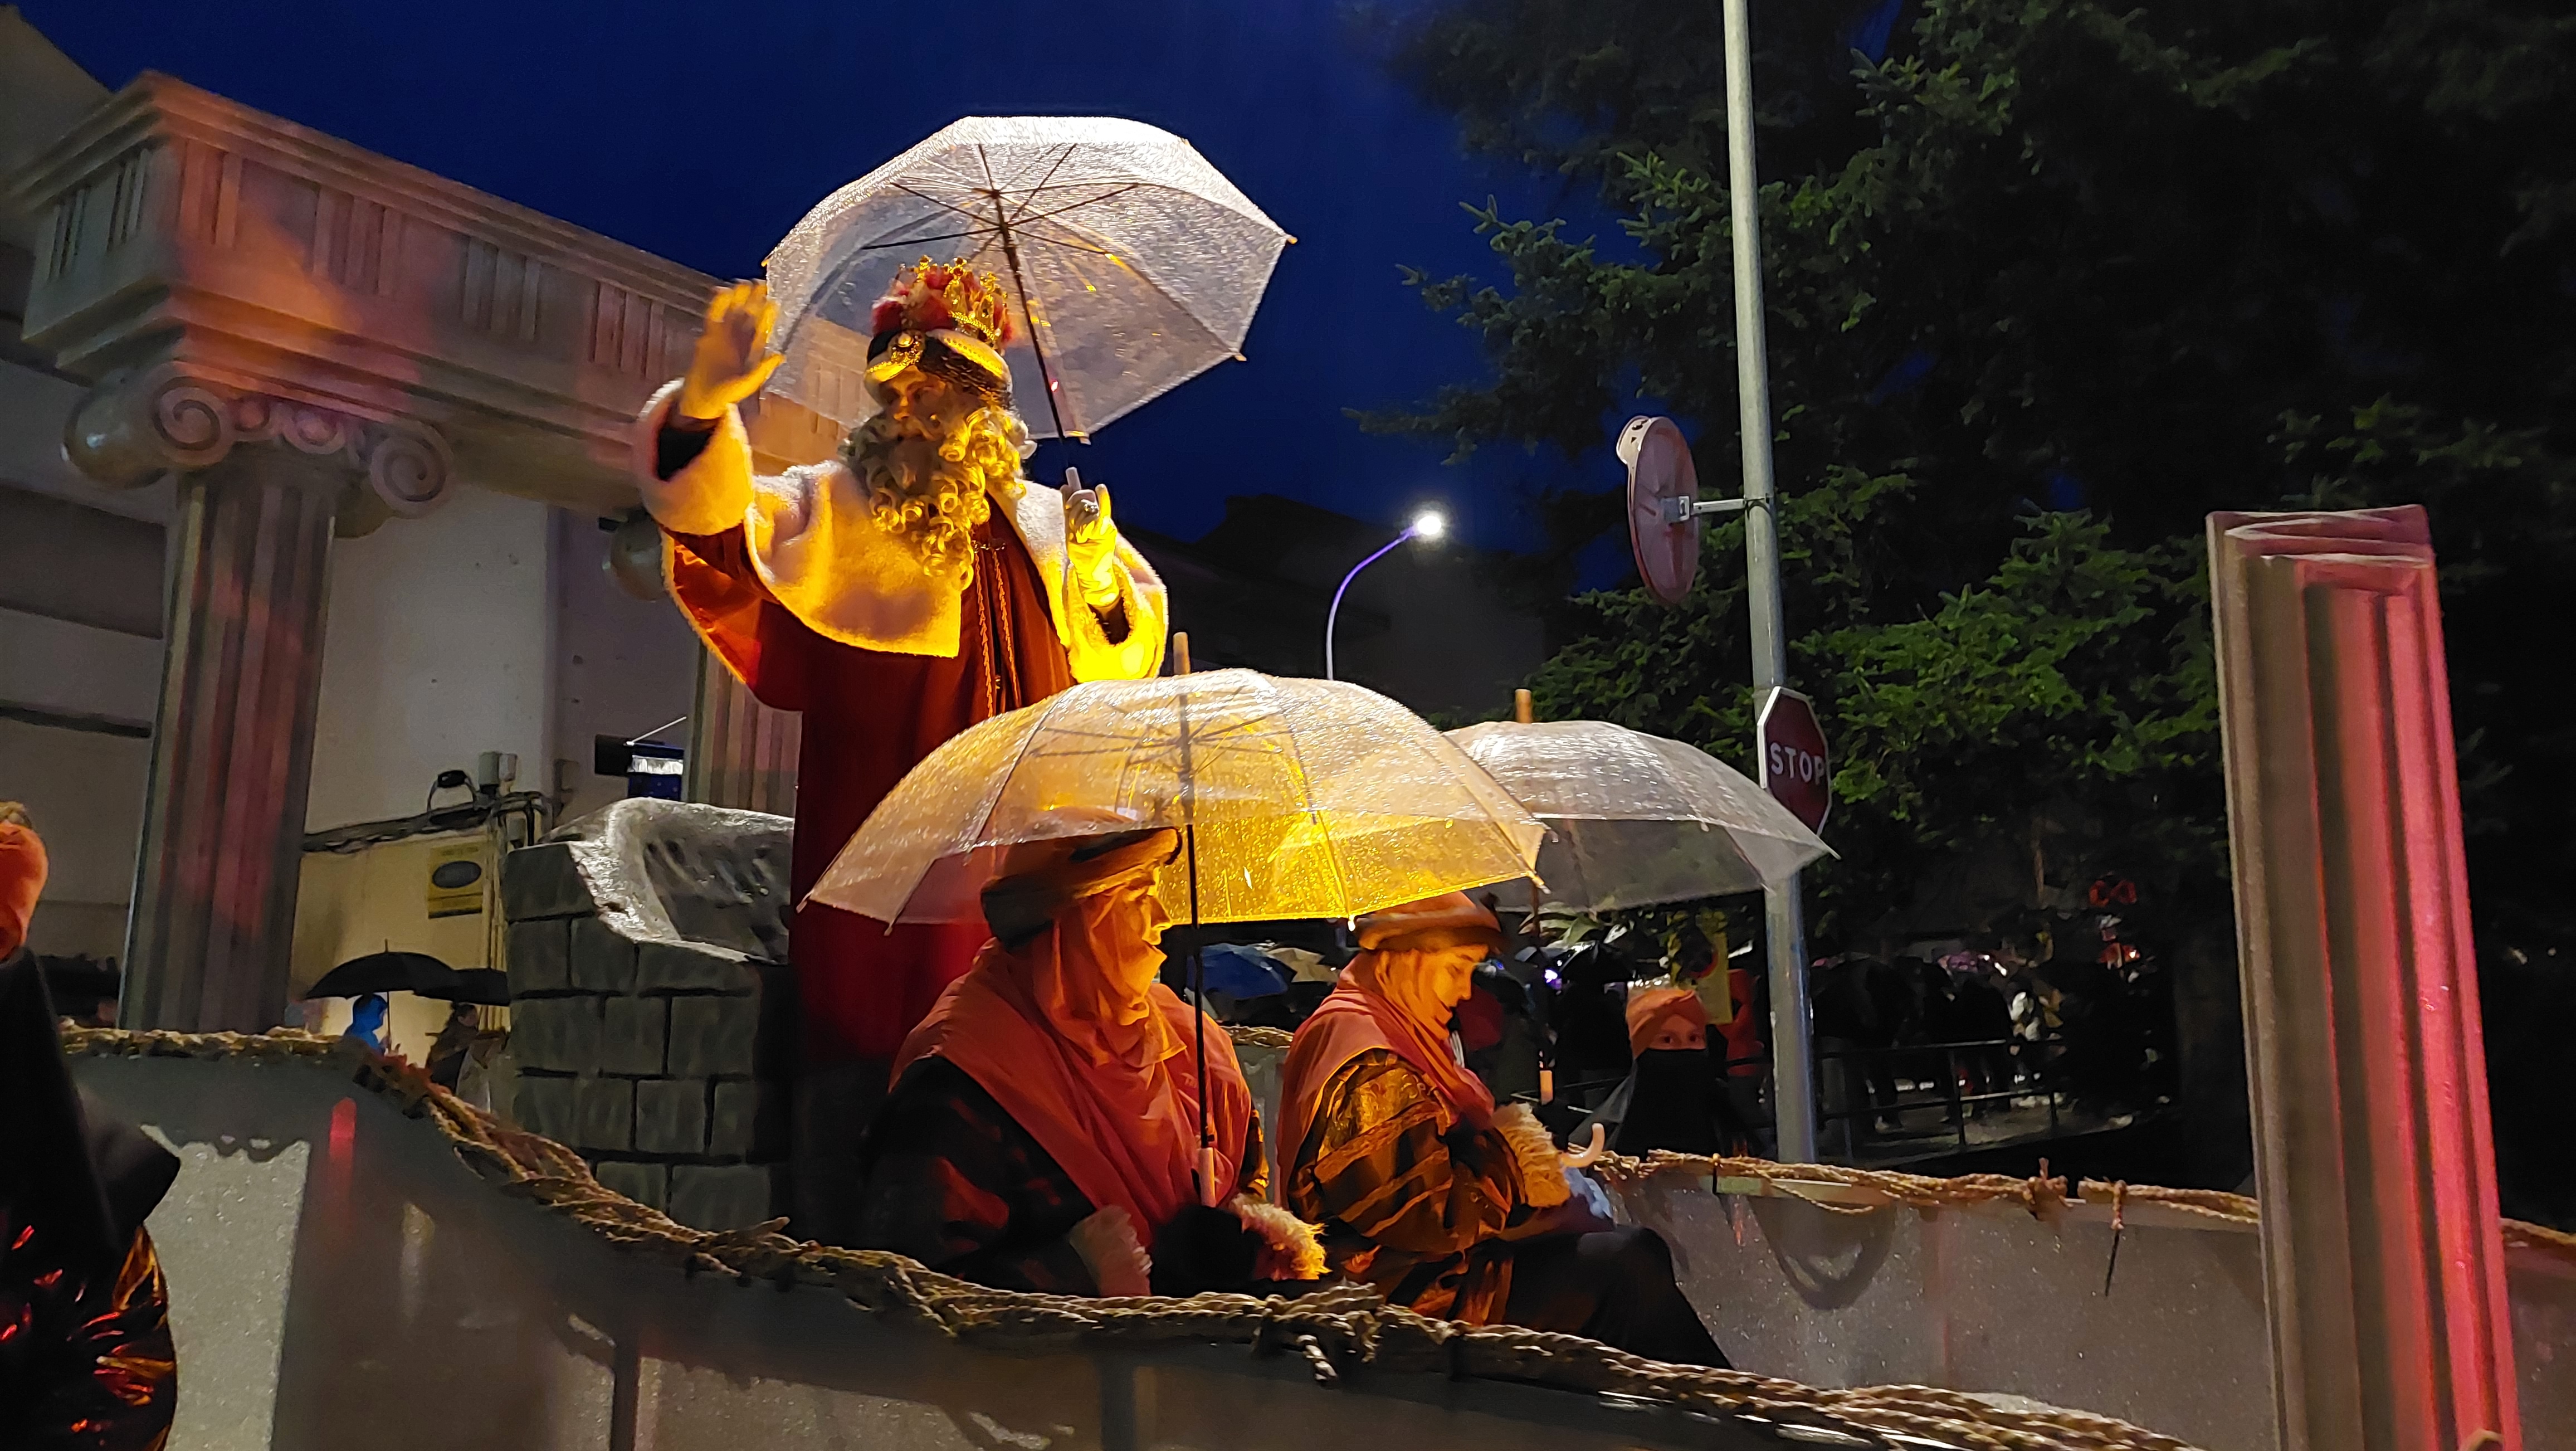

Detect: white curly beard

[840,385,1032,587]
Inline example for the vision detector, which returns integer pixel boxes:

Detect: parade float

[14,62,2570,1451]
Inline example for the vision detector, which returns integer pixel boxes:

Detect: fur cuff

[1492,1103,1572,1209]
[1227,1196,1325,1282]
[1068,1206,1154,1298]
[630,381,756,537]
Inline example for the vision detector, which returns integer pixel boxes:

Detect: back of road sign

[1623,416,1700,606]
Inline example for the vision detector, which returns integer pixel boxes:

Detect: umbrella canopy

[305,952,509,1005]
[764,115,1290,441]
[1446,719,1832,913]
[809,669,1544,927]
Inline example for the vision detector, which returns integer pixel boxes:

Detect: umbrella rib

[1008,182,1147,231]
[1265,684,1360,921]
[1004,144,1081,224]
[1013,212,1244,350]
[851,226,1002,253]
[980,143,1074,439]
[887,181,1001,229]
[898,689,1079,923]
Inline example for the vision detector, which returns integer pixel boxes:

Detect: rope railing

[60,1024,2557,1449]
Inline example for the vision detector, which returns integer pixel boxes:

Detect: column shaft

[2210,507,2519,1451]
[122,454,340,1031]
[684,648,801,816]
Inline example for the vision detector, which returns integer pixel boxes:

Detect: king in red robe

[631,266,1168,1234]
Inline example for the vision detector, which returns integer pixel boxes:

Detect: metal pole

[1323,529,1413,681]
[1721,0,1817,1163]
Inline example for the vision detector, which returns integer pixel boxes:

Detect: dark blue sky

[23,0,1620,554]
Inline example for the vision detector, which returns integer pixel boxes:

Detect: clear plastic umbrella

[763,115,1290,441]
[808,669,1542,927]
[1446,719,1832,913]
[813,668,1541,1206]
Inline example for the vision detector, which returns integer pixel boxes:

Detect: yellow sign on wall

[426,840,488,919]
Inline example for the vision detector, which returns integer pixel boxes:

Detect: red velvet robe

[667,518,1086,1066]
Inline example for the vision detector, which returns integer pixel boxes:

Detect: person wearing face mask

[850,826,1318,1298]
[1578,986,1753,1159]
[1280,894,1729,1365]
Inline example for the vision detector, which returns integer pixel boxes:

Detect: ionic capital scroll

[64,364,455,531]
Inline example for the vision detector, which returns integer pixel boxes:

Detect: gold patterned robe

[1282,1048,1549,1323]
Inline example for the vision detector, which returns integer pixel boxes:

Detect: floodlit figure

[851,827,1317,1297]
[0,807,180,1449]
[1281,894,1729,1365]
[635,264,1169,1219]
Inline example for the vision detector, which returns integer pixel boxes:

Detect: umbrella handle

[1559,1122,1606,1169]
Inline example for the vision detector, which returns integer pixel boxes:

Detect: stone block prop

[636,1078,709,1156]
[573,1077,635,1153]
[499,799,797,1231]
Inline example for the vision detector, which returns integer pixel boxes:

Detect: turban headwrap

[1281,893,1505,1160]
[1624,985,1710,1056]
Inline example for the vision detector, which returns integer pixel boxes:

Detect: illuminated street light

[1325,508,1445,681]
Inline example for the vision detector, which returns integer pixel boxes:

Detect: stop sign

[1757,687,1831,832]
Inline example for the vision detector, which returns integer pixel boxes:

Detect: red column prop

[2209,507,2519,1451]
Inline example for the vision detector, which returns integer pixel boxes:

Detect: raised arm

[630,281,780,534]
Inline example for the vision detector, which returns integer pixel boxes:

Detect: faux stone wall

[500,798,796,1230]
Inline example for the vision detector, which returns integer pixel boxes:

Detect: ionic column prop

[685,647,801,816]
[2209,507,2519,1451]
[68,366,453,1031]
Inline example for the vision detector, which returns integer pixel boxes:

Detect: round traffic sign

[1622,416,1700,606]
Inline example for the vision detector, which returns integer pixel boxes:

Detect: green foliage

[1386,0,2576,944]
[1531,508,2220,936]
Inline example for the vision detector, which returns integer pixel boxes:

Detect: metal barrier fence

[1812,1035,2070,1160]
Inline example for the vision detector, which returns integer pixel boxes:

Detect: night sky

[20,0,1623,557]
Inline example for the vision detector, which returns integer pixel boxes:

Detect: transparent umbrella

[763,115,1291,441]
[809,670,1543,927]
[1446,719,1832,913]
[812,668,1544,1204]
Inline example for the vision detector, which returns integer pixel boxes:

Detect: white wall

[0,351,165,960]
[548,507,700,824]
[0,717,148,956]
[306,486,555,830]
[0,606,162,722]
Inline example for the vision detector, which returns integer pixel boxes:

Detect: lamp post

[1718,0,1817,1162]
[1324,508,1445,681]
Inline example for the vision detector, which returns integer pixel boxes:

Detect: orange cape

[0,822,47,958]
[895,925,1252,1232]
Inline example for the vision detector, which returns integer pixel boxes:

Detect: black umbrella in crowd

[305,951,508,1005]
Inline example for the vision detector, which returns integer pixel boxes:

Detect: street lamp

[1324,508,1445,681]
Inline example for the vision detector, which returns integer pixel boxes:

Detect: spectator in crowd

[1577,986,1755,1158]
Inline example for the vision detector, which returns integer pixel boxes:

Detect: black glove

[1148,1204,1265,1297]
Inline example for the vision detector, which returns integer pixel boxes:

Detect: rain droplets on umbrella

[763,116,1292,441]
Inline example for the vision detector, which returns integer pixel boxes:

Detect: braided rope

[87,1023,2576,1451]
